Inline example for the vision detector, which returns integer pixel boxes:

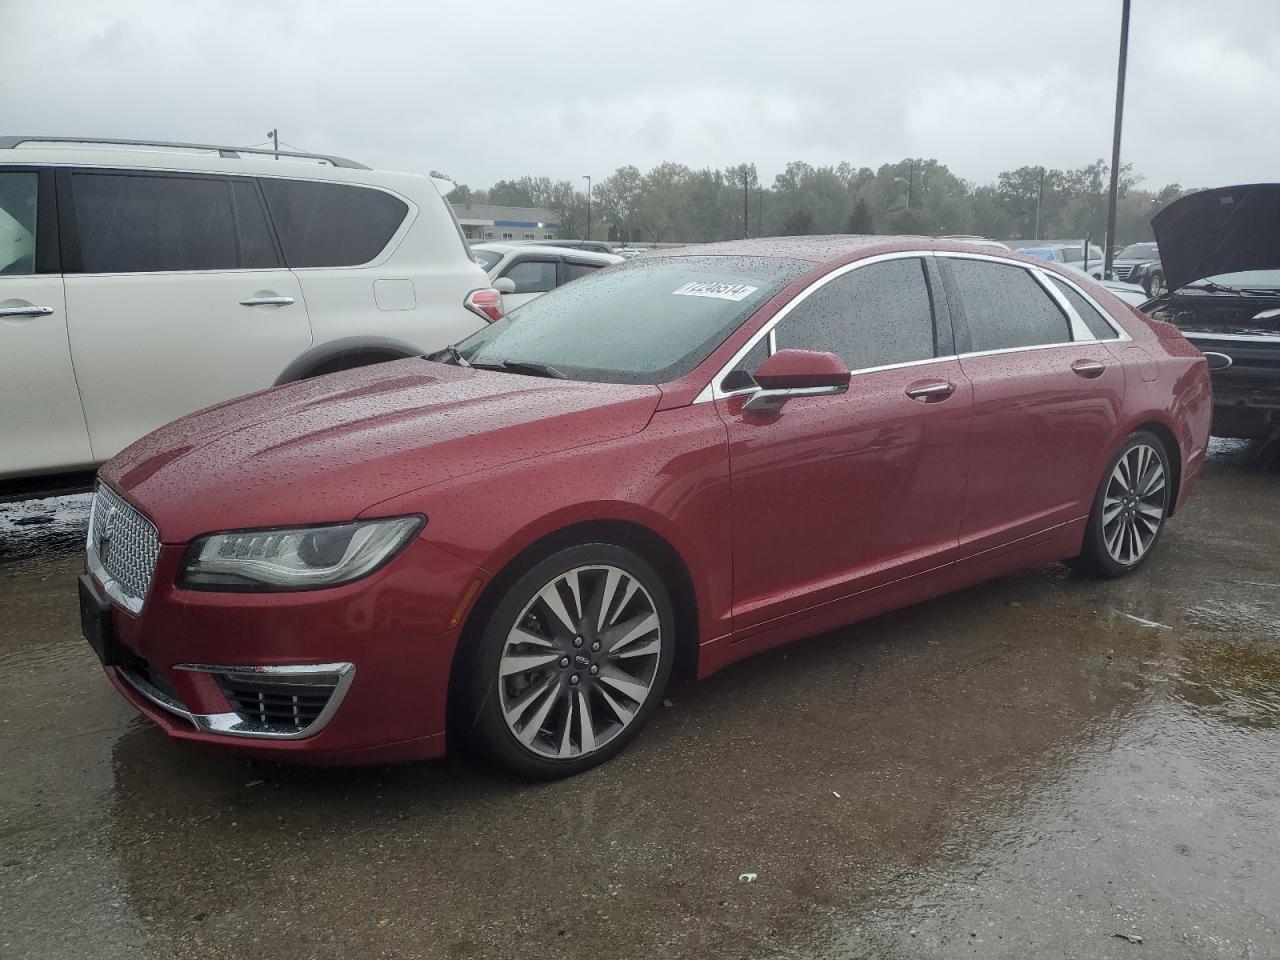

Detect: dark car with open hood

[1142,183,1280,443]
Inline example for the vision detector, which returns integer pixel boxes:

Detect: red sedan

[79,237,1213,777]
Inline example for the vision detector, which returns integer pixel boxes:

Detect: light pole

[1034,166,1045,241]
[894,160,916,209]
[582,175,592,241]
[1103,0,1131,280]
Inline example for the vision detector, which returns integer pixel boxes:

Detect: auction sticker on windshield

[671,280,759,301]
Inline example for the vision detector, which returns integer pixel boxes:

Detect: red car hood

[102,359,661,543]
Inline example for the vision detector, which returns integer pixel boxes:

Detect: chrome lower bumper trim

[117,661,355,740]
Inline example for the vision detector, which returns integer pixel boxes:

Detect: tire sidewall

[467,542,676,779]
[1081,431,1171,577]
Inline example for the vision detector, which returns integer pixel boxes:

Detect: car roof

[472,242,620,263]
[0,139,430,188]
[637,235,1031,266]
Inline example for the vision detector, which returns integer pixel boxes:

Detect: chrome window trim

[695,250,938,403]
[1040,270,1132,342]
[694,248,1139,405]
[118,661,355,740]
[1030,268,1095,342]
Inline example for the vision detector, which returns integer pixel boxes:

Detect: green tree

[846,198,874,234]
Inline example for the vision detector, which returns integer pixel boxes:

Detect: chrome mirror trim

[741,382,848,413]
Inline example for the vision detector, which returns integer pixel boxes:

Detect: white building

[451,203,560,242]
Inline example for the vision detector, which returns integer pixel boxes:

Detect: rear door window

[947,259,1072,351]
[775,257,937,371]
[229,179,280,269]
[564,261,603,282]
[1048,276,1119,340]
[72,172,242,273]
[260,179,408,267]
[502,259,558,294]
[0,171,38,275]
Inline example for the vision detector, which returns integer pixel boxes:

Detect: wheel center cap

[573,654,592,669]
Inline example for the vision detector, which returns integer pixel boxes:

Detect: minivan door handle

[1070,359,1106,379]
[905,380,955,402]
[239,296,296,307]
[0,305,54,319]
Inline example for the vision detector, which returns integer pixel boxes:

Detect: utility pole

[582,175,592,241]
[757,186,763,237]
[742,169,751,239]
[268,128,279,159]
[1034,166,1045,241]
[907,160,915,210]
[1103,0,1131,280]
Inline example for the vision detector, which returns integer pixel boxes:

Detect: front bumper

[91,535,485,765]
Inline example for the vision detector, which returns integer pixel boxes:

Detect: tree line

[441,157,1187,247]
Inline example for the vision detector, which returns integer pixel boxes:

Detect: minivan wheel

[1070,431,1172,578]
[466,543,675,779]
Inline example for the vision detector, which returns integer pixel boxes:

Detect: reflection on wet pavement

[1,442,1277,959]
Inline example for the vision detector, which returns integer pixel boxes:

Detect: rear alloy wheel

[468,544,674,778]
[1071,431,1171,578]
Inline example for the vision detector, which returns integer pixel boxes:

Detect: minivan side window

[72,173,248,273]
[0,171,38,275]
[563,261,602,282]
[775,258,936,371]
[948,259,1071,351]
[1049,276,1119,340]
[502,259,558,294]
[260,179,408,268]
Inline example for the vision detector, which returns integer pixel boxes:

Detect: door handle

[0,305,54,318]
[239,296,295,307]
[905,380,955,402]
[1071,359,1106,379]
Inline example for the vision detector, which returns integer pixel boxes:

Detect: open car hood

[1152,183,1280,292]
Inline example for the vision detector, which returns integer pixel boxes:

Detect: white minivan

[0,136,499,500]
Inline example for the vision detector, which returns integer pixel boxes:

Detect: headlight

[179,516,423,592]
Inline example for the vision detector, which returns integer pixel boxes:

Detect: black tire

[464,542,675,779]
[1070,430,1173,578]
[1144,269,1166,298]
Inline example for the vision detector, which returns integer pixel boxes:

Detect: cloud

[3,0,1277,189]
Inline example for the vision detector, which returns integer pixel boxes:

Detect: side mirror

[493,277,516,294]
[742,349,850,413]
[1202,351,1233,372]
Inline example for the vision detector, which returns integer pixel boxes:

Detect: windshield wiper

[495,359,567,379]
[1187,280,1244,294]
[426,344,471,367]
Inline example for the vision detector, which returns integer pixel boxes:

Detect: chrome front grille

[87,484,160,614]
[1114,264,1134,281]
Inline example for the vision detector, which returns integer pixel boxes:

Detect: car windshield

[1119,243,1159,259]
[471,249,504,271]
[455,255,809,384]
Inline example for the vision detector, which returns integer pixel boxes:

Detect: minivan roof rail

[0,136,369,170]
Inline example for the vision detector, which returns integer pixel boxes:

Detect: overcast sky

[5,0,1277,191]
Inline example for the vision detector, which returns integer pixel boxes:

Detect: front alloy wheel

[468,544,674,778]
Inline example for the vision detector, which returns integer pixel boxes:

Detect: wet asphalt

[1,442,1278,960]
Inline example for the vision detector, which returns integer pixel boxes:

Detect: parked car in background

[1142,183,1280,442]
[1061,263,1149,306]
[0,136,499,501]
[614,247,648,259]
[1130,259,1166,297]
[81,236,1211,778]
[515,238,617,255]
[1107,242,1160,282]
[471,242,622,311]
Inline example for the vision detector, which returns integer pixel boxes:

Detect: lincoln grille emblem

[99,504,118,566]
